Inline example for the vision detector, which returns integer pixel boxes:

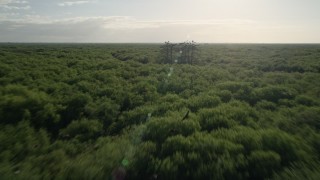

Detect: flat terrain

[0,43,320,179]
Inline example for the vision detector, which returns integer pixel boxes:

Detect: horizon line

[1,42,320,45]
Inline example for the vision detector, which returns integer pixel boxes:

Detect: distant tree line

[160,41,198,64]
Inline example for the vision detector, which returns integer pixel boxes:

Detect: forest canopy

[0,43,320,179]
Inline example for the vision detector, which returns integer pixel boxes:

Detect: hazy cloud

[0,15,256,29]
[0,0,29,10]
[0,15,319,43]
[0,0,28,5]
[0,0,14,5]
[1,4,30,9]
[58,0,95,7]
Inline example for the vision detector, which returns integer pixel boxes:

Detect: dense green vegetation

[0,43,320,179]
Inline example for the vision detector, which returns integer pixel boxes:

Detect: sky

[0,0,320,43]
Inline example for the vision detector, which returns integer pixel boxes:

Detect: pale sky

[0,0,320,43]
